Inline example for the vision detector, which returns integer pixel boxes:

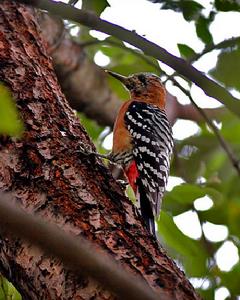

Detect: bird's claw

[76,142,93,156]
[76,142,111,161]
[116,179,128,189]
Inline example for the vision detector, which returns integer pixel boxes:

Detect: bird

[106,70,173,236]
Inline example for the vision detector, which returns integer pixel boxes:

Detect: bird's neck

[130,88,166,110]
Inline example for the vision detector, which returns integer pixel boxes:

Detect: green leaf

[100,45,124,58]
[78,113,104,141]
[214,0,240,11]
[158,211,200,256]
[0,276,21,300]
[198,287,215,300]
[220,115,240,144]
[0,288,5,300]
[181,1,203,21]
[109,51,160,76]
[165,184,222,205]
[158,211,208,276]
[220,263,240,295]
[162,197,189,216]
[228,201,240,236]
[5,281,22,300]
[199,206,228,224]
[210,49,240,91]
[100,38,159,73]
[82,0,110,15]
[0,276,7,300]
[0,84,24,136]
[160,1,203,21]
[196,16,213,45]
[177,44,196,60]
[107,76,129,100]
[204,151,226,179]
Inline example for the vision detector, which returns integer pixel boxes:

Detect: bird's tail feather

[137,181,156,236]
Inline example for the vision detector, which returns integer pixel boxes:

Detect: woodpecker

[107,71,173,236]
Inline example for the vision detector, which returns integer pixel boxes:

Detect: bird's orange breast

[112,100,132,154]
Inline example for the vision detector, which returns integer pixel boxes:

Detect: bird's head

[106,71,166,109]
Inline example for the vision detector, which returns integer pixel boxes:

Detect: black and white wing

[124,101,173,217]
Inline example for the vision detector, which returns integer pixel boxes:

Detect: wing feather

[124,101,173,216]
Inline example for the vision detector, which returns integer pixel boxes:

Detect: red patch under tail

[125,161,139,194]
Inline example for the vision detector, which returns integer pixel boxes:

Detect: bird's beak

[105,70,129,86]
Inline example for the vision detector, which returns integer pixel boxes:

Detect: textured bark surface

[0,1,200,300]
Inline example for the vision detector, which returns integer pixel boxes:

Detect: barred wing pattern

[124,101,173,217]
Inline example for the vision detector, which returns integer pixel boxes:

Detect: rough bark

[0,2,200,300]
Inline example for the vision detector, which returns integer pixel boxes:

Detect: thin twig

[168,75,240,176]
[190,36,240,62]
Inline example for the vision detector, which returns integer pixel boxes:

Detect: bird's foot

[116,179,128,189]
[76,142,94,156]
[76,142,111,161]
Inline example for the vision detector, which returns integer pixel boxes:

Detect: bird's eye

[138,74,147,85]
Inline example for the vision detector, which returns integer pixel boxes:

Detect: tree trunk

[0,1,200,299]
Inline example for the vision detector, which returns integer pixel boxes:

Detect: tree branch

[79,38,226,125]
[38,13,225,128]
[37,10,236,175]
[19,0,240,118]
[38,12,233,171]
[191,36,240,62]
